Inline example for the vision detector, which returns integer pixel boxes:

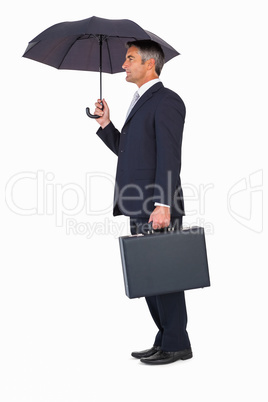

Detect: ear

[147,58,156,71]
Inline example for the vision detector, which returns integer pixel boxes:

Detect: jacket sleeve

[153,92,185,206]
[96,122,120,156]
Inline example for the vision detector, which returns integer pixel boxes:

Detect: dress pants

[130,217,191,352]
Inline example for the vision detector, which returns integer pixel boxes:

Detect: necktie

[126,91,140,119]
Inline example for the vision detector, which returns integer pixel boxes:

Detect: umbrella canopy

[23,16,180,117]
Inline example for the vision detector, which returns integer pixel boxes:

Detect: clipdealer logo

[227,170,263,233]
[5,170,214,234]
[5,169,264,236]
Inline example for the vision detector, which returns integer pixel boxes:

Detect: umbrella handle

[85,107,100,119]
[85,100,103,119]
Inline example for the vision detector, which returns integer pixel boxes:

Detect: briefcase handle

[147,222,174,235]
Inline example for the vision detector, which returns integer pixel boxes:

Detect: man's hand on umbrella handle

[94,99,111,129]
[148,206,171,230]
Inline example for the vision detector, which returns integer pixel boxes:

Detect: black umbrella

[23,16,180,118]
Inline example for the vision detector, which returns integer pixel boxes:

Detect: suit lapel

[123,82,163,126]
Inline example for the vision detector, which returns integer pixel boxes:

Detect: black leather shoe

[140,348,193,365]
[131,346,161,359]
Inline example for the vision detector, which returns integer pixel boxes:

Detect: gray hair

[126,40,165,76]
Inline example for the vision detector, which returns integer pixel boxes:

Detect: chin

[126,75,133,83]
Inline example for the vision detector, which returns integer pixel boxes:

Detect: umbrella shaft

[99,35,103,100]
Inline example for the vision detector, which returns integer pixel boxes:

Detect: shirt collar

[137,78,161,98]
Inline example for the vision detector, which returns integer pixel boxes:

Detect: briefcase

[119,226,210,299]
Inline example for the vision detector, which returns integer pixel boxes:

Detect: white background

[1,1,267,401]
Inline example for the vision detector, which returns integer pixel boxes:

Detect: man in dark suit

[94,40,192,365]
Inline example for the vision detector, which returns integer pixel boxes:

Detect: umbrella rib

[57,35,84,69]
[106,39,114,74]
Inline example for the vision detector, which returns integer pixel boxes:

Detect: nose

[122,59,128,70]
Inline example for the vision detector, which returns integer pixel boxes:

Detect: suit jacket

[96,82,185,218]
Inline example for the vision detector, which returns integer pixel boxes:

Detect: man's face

[122,46,149,87]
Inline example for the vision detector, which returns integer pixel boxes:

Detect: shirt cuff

[154,202,170,208]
